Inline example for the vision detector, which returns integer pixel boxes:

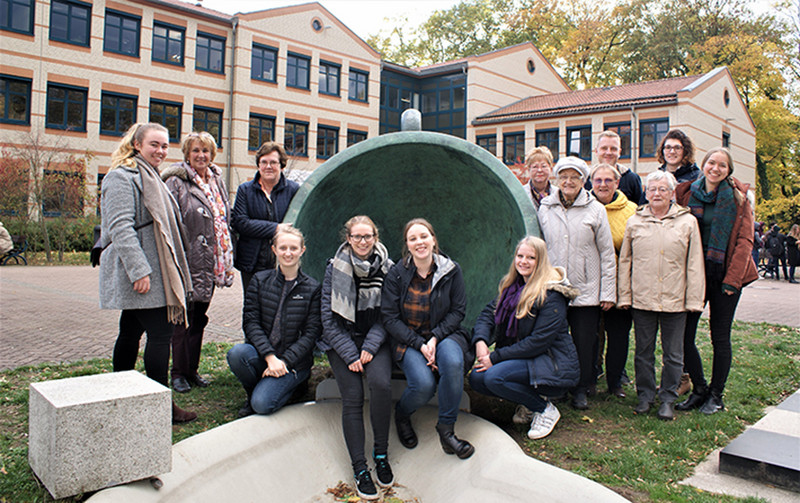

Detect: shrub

[756,193,800,229]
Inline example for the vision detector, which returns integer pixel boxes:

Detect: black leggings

[113,307,172,387]
[568,305,600,391]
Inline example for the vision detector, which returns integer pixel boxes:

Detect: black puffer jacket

[243,268,321,372]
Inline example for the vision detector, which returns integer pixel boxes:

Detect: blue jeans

[227,343,310,415]
[469,359,563,414]
[397,337,464,425]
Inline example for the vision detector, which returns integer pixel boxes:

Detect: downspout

[226,16,238,195]
[630,105,637,173]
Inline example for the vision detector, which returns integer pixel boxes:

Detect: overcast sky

[197,0,461,41]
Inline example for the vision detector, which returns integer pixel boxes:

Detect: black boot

[699,390,725,415]
[675,385,708,411]
[395,408,418,449]
[435,423,474,459]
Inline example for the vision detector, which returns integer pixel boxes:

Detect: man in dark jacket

[766,224,788,280]
[591,130,644,205]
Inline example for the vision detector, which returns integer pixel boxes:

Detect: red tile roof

[474,74,703,124]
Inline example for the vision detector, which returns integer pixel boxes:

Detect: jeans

[327,345,392,473]
[397,337,464,425]
[226,343,310,415]
[469,359,564,414]
[632,310,686,404]
[602,307,632,391]
[682,278,741,395]
[171,300,211,379]
[113,307,172,387]
[567,306,600,391]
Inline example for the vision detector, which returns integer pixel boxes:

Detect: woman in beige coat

[617,171,704,421]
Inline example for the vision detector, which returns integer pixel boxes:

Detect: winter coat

[381,253,471,363]
[319,261,388,365]
[231,172,299,274]
[787,235,800,267]
[99,165,168,310]
[538,188,617,307]
[617,204,705,313]
[243,268,321,373]
[471,267,580,389]
[659,163,700,184]
[766,231,786,258]
[675,177,759,290]
[599,190,637,254]
[162,162,231,302]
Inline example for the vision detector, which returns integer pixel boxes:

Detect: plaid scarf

[330,241,392,323]
[688,176,736,266]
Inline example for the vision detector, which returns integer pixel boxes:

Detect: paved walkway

[0,266,798,370]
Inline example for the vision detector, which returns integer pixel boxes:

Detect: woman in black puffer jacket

[227,225,321,417]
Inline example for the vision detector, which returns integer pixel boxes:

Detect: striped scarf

[330,241,392,323]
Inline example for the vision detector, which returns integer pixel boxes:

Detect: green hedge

[2,215,99,253]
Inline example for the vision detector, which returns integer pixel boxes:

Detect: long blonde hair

[497,236,560,318]
[110,122,168,170]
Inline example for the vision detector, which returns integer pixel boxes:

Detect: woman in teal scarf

[674,148,758,414]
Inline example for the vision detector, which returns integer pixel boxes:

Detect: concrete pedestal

[28,371,171,499]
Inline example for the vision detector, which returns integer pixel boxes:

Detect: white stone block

[28,371,171,499]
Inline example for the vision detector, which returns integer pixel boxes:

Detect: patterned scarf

[688,176,736,266]
[330,241,392,323]
[187,163,234,288]
[495,276,525,339]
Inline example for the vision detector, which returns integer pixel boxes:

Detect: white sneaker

[527,402,560,440]
[513,404,534,424]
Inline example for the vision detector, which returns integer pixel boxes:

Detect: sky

[197,0,461,41]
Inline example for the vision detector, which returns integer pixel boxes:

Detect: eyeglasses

[592,178,616,186]
[646,186,673,194]
[529,164,551,172]
[558,175,582,182]
[663,145,684,152]
[259,160,281,167]
[349,234,375,242]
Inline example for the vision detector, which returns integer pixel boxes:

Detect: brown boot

[676,374,692,396]
[172,401,197,424]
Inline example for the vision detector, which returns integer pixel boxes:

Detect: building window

[349,69,368,102]
[248,114,275,151]
[319,61,340,96]
[45,83,87,131]
[1,0,34,35]
[196,32,225,74]
[193,106,222,144]
[347,129,367,147]
[149,100,181,142]
[418,74,467,138]
[101,92,137,136]
[503,132,525,165]
[566,126,591,160]
[103,10,140,57]
[639,119,668,158]
[476,135,497,156]
[49,0,90,46]
[379,73,415,135]
[604,123,632,159]
[0,75,31,125]
[152,22,184,66]
[284,120,308,156]
[287,53,310,90]
[722,131,730,148]
[251,44,277,83]
[535,129,559,161]
[317,125,338,159]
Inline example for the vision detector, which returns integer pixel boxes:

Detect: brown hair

[341,215,380,243]
[255,141,288,169]
[700,147,734,177]
[657,129,695,166]
[181,132,217,163]
[401,218,439,259]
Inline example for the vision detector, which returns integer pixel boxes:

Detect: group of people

[755,221,799,283]
[99,122,760,501]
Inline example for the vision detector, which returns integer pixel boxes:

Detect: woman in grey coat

[99,122,195,423]
[162,132,234,394]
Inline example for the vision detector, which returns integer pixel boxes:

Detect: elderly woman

[522,146,555,209]
[538,157,616,410]
[590,163,637,399]
[162,132,234,393]
[657,129,700,183]
[675,147,758,414]
[231,142,300,294]
[618,171,705,420]
[99,123,195,423]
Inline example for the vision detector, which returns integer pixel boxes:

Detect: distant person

[765,224,789,281]
[591,130,644,204]
[470,236,579,440]
[522,146,555,210]
[786,224,799,283]
[538,157,616,410]
[162,132,234,394]
[99,122,196,424]
[657,129,700,183]
[232,142,299,295]
[319,216,394,500]
[617,171,705,420]
[675,147,758,415]
[382,218,474,460]
[227,225,321,417]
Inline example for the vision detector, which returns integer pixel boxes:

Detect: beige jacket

[617,204,705,313]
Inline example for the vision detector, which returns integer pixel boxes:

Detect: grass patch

[1,322,797,502]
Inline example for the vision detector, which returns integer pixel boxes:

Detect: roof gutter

[144,0,232,23]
